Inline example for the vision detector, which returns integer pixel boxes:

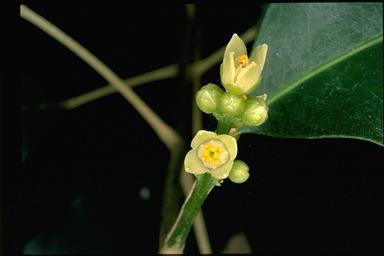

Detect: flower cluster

[196,33,269,127]
[185,33,269,183]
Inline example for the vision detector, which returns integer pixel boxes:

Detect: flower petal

[221,51,236,86]
[222,82,246,96]
[191,130,217,149]
[217,134,237,160]
[184,149,207,175]
[249,44,268,72]
[235,62,261,93]
[224,33,247,58]
[209,160,234,179]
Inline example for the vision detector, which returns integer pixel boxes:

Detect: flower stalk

[160,173,217,254]
[160,120,237,253]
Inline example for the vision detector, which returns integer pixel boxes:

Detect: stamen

[197,140,229,169]
[235,55,248,68]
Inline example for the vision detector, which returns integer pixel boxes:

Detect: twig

[175,26,258,253]
[179,4,212,254]
[160,173,217,254]
[63,65,178,109]
[20,4,182,152]
[23,27,257,111]
[21,6,258,252]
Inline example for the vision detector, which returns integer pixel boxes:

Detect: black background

[12,2,384,254]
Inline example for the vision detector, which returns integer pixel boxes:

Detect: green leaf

[242,3,383,146]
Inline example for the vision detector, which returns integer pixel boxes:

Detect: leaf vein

[267,35,383,106]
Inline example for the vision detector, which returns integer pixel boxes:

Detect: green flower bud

[242,97,268,126]
[218,92,244,117]
[229,160,250,184]
[195,83,224,114]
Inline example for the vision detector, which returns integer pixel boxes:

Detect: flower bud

[195,83,224,114]
[229,160,250,184]
[218,92,244,117]
[242,97,268,126]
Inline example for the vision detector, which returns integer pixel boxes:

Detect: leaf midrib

[267,34,383,106]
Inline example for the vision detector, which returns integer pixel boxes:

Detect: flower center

[234,54,249,83]
[197,139,229,169]
[235,54,248,68]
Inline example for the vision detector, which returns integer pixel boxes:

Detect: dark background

[12,3,384,254]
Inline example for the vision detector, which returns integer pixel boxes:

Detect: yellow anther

[197,139,230,169]
[201,143,224,165]
[235,54,249,68]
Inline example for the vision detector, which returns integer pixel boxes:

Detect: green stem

[159,120,233,253]
[215,116,236,135]
[160,173,217,253]
[216,120,232,134]
[20,5,182,152]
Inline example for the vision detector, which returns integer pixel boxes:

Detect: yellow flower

[221,33,268,96]
[184,130,237,179]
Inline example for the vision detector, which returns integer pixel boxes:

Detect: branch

[160,174,217,254]
[20,4,182,152]
[63,65,178,109]
[23,27,257,111]
[178,4,212,254]
[160,117,236,253]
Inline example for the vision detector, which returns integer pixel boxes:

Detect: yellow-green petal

[217,134,238,160]
[209,160,234,179]
[249,44,268,72]
[235,62,260,93]
[191,130,217,149]
[184,149,207,175]
[222,51,236,86]
[224,33,247,59]
[222,81,246,96]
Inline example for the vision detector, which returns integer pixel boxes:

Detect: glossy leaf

[242,3,383,146]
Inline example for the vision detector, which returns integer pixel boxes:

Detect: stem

[180,172,211,253]
[216,117,235,135]
[62,65,178,109]
[20,5,182,152]
[159,119,234,253]
[22,27,257,111]
[159,145,186,249]
[160,173,217,253]
[184,4,212,254]
[216,121,232,135]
